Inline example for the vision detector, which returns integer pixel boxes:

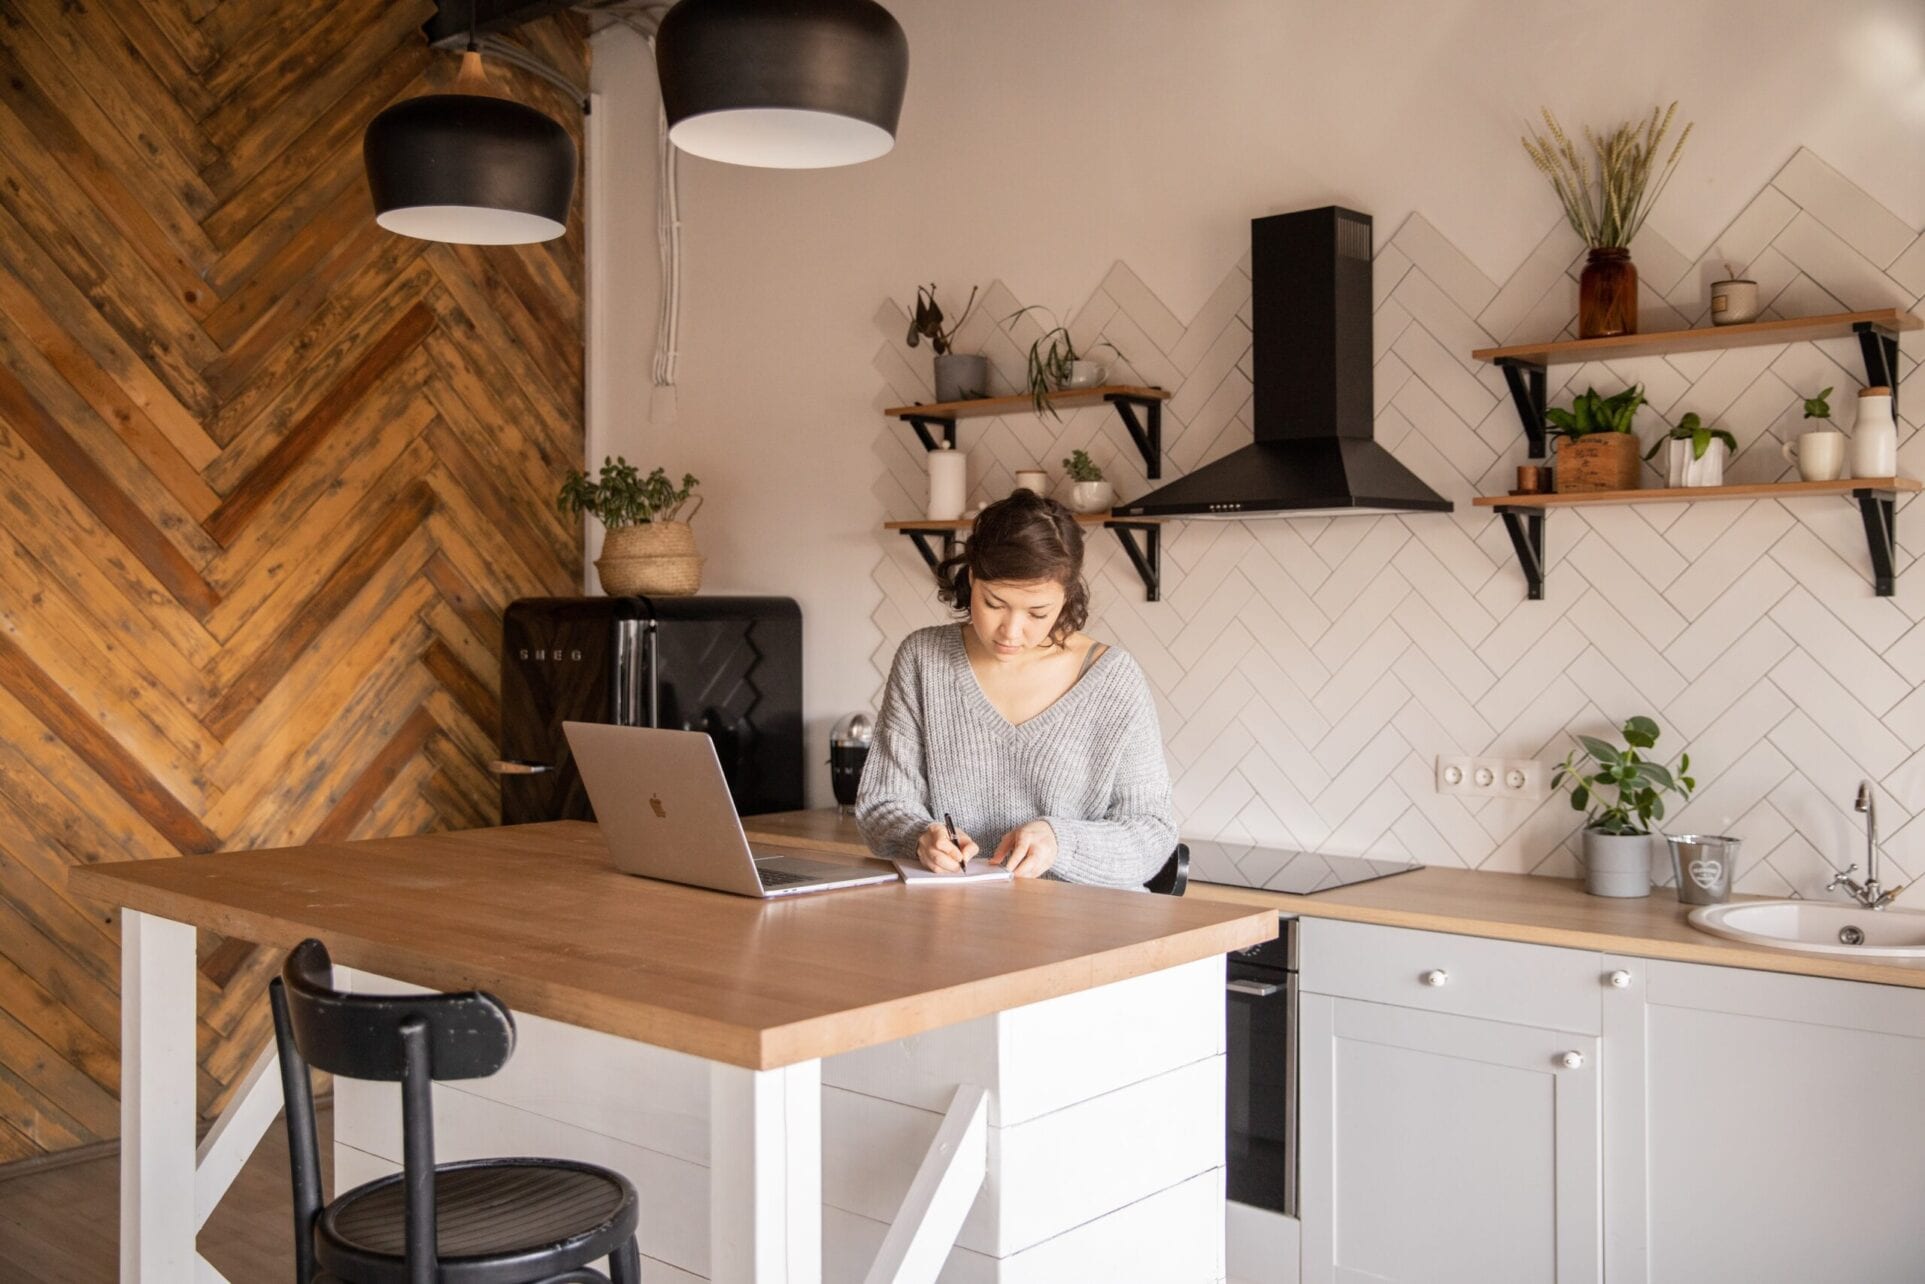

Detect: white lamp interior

[375,205,567,246]
[668,108,894,168]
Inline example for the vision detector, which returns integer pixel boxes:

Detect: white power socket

[1435,755,1547,800]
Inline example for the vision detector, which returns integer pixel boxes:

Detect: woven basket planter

[596,521,703,596]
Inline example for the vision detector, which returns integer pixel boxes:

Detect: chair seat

[317,1157,640,1284]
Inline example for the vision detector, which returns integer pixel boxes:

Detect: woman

[857,490,1176,887]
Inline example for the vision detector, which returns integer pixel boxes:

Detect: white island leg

[121,910,198,1282]
[710,1060,823,1282]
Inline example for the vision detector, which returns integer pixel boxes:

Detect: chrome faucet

[1828,780,1905,910]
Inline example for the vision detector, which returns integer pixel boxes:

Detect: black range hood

[1115,206,1452,519]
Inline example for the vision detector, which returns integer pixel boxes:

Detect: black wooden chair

[269,938,641,1284]
[1145,843,1190,896]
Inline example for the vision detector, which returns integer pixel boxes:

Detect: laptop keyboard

[758,867,813,888]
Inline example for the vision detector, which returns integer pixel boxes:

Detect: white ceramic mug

[1782,431,1844,481]
[1012,469,1048,496]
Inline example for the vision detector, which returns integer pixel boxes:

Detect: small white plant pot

[1666,437,1727,488]
[1583,829,1654,898]
[1064,480,1114,513]
[1060,360,1106,389]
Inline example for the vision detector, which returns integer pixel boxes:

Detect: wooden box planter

[1555,434,1642,493]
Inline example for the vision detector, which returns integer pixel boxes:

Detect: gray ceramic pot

[933,353,988,403]
[1583,829,1653,898]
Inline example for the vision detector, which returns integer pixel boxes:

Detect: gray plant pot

[934,353,988,403]
[1583,829,1654,898]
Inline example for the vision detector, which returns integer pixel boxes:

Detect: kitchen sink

[1688,899,1925,958]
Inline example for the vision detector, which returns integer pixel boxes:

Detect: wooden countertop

[744,810,1925,991]
[70,821,1276,1069]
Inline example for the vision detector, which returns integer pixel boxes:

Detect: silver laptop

[564,721,897,897]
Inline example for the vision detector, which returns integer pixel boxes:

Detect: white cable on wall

[650,35,683,426]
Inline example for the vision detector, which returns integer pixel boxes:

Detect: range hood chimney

[1115,206,1452,519]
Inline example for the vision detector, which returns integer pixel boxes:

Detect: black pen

[943,812,963,872]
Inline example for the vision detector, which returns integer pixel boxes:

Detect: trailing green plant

[1801,386,1834,424]
[557,457,699,529]
[1062,449,1104,483]
[1642,411,1736,462]
[1520,102,1693,248]
[904,284,978,355]
[1552,716,1696,836]
[1545,385,1646,440]
[1005,306,1124,417]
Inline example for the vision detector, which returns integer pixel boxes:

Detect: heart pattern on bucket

[1689,859,1724,890]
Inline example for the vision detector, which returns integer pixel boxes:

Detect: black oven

[1226,915,1296,1217]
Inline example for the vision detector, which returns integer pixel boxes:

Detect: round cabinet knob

[1420,969,1449,987]
[1557,1051,1585,1070]
[1607,969,1632,989]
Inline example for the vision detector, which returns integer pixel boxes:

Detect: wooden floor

[0,1104,331,1282]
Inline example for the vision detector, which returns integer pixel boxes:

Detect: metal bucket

[1665,834,1740,905]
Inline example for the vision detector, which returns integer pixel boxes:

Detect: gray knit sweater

[856,625,1177,888]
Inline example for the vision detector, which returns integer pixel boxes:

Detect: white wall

[589,1,1925,891]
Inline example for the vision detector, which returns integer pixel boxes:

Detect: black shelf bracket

[1104,394,1164,479]
[1854,322,1901,420]
[897,528,957,573]
[1495,358,1549,460]
[1495,506,1547,601]
[1856,488,1898,597]
[1106,521,1162,602]
[902,415,956,452]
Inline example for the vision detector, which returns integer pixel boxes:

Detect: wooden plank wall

[0,0,585,1161]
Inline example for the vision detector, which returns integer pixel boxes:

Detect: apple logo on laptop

[649,794,667,819]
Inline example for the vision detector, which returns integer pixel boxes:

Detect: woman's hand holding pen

[917,819,978,873]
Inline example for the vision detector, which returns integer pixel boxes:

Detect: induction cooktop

[1187,840,1422,895]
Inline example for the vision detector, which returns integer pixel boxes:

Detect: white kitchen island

[75,820,1274,1283]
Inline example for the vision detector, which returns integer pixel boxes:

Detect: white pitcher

[1850,386,1897,479]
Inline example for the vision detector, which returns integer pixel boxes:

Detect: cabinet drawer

[1298,917,1603,1034]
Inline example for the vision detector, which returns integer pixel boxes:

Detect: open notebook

[892,857,1013,885]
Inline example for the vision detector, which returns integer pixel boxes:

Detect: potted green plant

[905,284,984,403]
[1780,386,1844,481]
[1060,448,1113,513]
[1006,307,1123,417]
[1552,716,1697,898]
[1546,384,1646,492]
[1521,102,1692,338]
[558,457,704,596]
[1643,411,1736,487]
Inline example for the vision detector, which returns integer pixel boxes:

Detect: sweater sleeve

[855,636,935,860]
[1045,660,1177,889]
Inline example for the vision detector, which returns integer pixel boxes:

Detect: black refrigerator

[495,596,804,824]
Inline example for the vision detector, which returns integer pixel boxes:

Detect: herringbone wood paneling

[0,2,585,1161]
[871,147,1924,906]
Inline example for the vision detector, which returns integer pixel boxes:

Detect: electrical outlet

[1435,755,1548,800]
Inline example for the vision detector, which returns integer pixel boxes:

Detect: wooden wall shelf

[1472,309,1918,460]
[886,386,1170,478]
[1479,479,1917,600]
[1470,308,1919,367]
[884,513,1166,601]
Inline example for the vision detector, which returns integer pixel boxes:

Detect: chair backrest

[1145,843,1190,896]
[278,937,516,1081]
[271,938,517,1284]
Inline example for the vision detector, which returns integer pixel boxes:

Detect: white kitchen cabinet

[1297,919,1602,1283]
[1601,955,1925,1284]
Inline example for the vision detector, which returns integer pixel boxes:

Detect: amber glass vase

[1579,248,1637,338]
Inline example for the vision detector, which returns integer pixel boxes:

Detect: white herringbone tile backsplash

[868,148,1925,897]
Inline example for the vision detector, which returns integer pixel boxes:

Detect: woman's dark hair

[936,490,1089,645]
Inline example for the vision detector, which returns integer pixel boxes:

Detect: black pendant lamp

[656,0,909,169]
[364,50,577,245]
